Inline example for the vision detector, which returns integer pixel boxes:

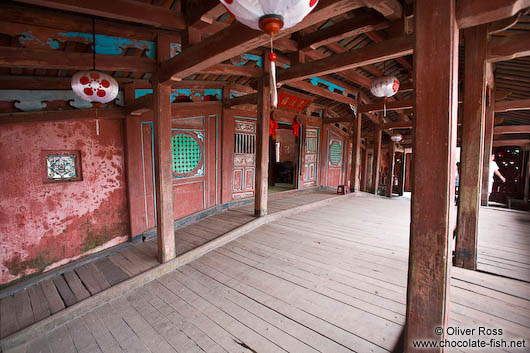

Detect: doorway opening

[269,123,299,194]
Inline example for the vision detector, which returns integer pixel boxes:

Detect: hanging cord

[383,60,387,117]
[92,17,96,71]
[269,35,278,108]
[92,16,100,135]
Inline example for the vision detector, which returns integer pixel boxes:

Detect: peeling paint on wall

[0,119,129,285]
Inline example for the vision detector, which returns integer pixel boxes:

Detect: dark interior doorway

[269,123,299,193]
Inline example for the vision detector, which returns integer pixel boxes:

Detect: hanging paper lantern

[71,71,119,104]
[219,0,319,34]
[292,121,300,137]
[390,134,403,142]
[370,76,400,98]
[220,0,319,109]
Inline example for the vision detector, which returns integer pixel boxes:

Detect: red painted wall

[0,119,128,286]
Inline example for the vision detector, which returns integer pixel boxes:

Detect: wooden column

[350,112,362,192]
[455,25,488,270]
[524,148,530,203]
[254,55,271,216]
[362,148,369,191]
[153,35,175,263]
[481,85,495,206]
[386,142,396,197]
[399,152,406,196]
[372,128,382,194]
[405,0,458,350]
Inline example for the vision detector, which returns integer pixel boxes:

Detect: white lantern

[219,0,319,34]
[370,75,400,98]
[71,71,119,104]
[219,0,319,109]
[391,134,403,142]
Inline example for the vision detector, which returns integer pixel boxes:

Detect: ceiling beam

[494,125,530,134]
[199,64,262,78]
[0,47,155,72]
[223,93,257,108]
[12,0,186,31]
[381,120,413,129]
[285,80,357,106]
[0,107,125,125]
[278,36,414,84]
[456,0,530,29]
[323,116,355,124]
[0,75,151,90]
[488,33,530,63]
[358,99,413,114]
[184,0,223,27]
[361,0,402,21]
[157,0,364,83]
[298,13,389,51]
[493,139,530,147]
[494,98,530,112]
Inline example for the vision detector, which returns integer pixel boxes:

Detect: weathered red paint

[0,119,128,285]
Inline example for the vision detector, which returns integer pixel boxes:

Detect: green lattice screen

[171,134,202,174]
[329,141,342,166]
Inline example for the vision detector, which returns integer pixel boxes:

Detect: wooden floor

[478,207,530,282]
[0,191,337,340]
[3,193,529,353]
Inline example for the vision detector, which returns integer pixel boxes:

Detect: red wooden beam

[488,33,530,63]
[493,139,530,147]
[12,0,186,31]
[286,80,358,106]
[0,107,124,125]
[0,47,155,72]
[358,99,413,114]
[405,0,458,350]
[278,36,414,84]
[494,98,530,112]
[456,0,530,29]
[298,13,389,50]
[350,110,362,192]
[158,0,362,83]
[199,64,263,78]
[455,24,488,270]
[494,124,530,134]
[385,142,395,197]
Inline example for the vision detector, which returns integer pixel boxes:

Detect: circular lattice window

[171,134,203,177]
[329,141,342,166]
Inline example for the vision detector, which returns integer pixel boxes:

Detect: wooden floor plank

[82,310,125,353]
[63,271,91,302]
[67,318,103,353]
[27,285,51,322]
[39,279,65,314]
[13,289,35,330]
[94,258,130,286]
[53,275,78,307]
[0,295,18,338]
[47,324,78,353]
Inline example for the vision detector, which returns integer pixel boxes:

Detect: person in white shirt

[489,154,506,198]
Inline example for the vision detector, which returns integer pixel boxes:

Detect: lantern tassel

[383,97,387,117]
[270,59,278,108]
[269,36,278,108]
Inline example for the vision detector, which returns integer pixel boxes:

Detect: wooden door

[326,131,344,188]
[301,127,319,187]
[232,119,256,199]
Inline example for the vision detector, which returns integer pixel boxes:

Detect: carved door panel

[327,132,344,188]
[232,120,256,199]
[302,128,319,187]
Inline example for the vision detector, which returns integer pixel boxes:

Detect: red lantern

[292,122,300,137]
[269,118,279,137]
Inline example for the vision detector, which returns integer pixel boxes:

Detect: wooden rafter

[456,0,530,29]
[488,33,530,63]
[12,0,186,31]
[0,108,125,125]
[278,36,414,84]
[494,98,530,112]
[494,125,530,134]
[158,0,363,83]
[358,99,413,114]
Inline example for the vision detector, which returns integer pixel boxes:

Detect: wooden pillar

[153,35,175,263]
[481,85,495,206]
[350,112,362,192]
[255,56,271,217]
[399,152,406,196]
[405,0,458,350]
[362,148,369,191]
[524,148,530,203]
[455,25,488,270]
[386,142,396,197]
[372,128,382,194]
